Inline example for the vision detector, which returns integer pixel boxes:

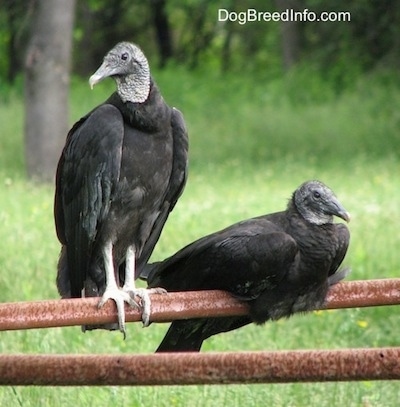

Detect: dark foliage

[1,1,399,83]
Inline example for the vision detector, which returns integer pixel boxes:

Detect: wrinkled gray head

[89,42,150,103]
[294,180,350,225]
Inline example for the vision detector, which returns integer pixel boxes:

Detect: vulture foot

[128,287,167,327]
[97,287,139,339]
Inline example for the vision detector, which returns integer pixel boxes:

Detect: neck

[115,72,150,104]
[291,198,333,226]
[299,209,333,225]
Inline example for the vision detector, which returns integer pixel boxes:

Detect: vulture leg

[97,241,138,338]
[122,245,166,327]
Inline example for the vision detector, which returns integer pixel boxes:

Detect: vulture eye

[313,191,321,199]
[121,52,129,61]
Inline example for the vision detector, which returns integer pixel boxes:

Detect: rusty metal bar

[0,348,399,386]
[0,279,399,331]
[325,278,400,309]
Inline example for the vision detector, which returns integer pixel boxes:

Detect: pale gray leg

[122,245,166,327]
[97,241,137,338]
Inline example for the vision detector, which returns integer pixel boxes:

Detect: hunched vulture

[54,42,189,337]
[142,180,350,352]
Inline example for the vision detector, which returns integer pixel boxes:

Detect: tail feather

[155,316,252,353]
[138,262,160,282]
[156,320,205,352]
[57,246,120,332]
[328,267,351,286]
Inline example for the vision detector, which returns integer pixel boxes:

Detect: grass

[0,67,399,406]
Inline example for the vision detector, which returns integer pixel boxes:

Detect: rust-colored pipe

[0,348,399,386]
[0,279,399,331]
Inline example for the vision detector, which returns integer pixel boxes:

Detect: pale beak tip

[88,75,98,90]
[342,211,351,223]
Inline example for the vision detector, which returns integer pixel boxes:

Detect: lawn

[0,68,399,406]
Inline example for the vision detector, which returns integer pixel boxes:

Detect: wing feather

[55,104,124,296]
[135,107,189,275]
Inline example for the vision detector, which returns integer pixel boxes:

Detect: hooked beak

[337,208,351,223]
[89,62,114,89]
[327,196,351,223]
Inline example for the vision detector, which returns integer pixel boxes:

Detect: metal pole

[0,348,399,386]
[0,279,399,331]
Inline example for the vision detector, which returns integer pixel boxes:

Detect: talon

[122,287,167,327]
[97,287,138,338]
[151,287,167,295]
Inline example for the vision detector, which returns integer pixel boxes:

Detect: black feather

[144,180,350,352]
[54,42,188,332]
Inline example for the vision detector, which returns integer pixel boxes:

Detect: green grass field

[0,68,399,406]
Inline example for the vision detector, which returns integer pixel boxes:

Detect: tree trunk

[24,0,75,182]
[74,2,96,76]
[150,0,173,68]
[221,24,234,73]
[275,0,300,71]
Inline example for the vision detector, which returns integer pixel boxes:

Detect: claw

[98,287,139,339]
[125,287,167,327]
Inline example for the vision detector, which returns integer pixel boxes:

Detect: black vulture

[54,42,188,337]
[142,180,350,352]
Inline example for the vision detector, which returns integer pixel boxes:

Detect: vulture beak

[328,197,351,223]
[337,208,351,223]
[89,62,113,89]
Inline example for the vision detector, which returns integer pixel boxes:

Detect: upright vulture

[54,42,188,336]
[143,180,350,352]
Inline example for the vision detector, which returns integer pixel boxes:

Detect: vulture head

[294,180,351,225]
[89,42,150,103]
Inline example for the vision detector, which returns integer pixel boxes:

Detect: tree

[150,0,173,68]
[275,0,301,71]
[24,0,75,182]
[1,0,32,84]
